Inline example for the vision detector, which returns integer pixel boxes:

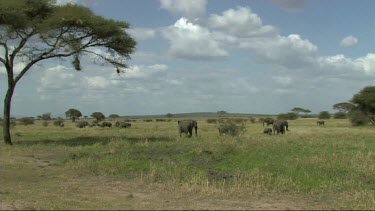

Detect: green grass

[1,118,375,209]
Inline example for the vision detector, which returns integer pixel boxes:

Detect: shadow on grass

[15,137,112,147]
[125,136,175,144]
[14,136,175,146]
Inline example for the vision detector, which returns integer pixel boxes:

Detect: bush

[206,119,218,123]
[300,114,314,118]
[42,121,49,127]
[53,119,64,127]
[218,120,245,136]
[318,111,331,119]
[258,117,264,123]
[76,121,89,128]
[155,119,166,122]
[349,110,369,126]
[277,112,298,120]
[18,117,35,125]
[143,119,153,122]
[249,117,256,123]
[333,112,347,119]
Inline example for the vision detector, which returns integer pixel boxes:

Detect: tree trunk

[3,85,15,145]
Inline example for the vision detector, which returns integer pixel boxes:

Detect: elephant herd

[178,118,291,137]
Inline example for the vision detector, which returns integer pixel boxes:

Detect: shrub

[277,112,298,120]
[76,121,89,128]
[349,110,369,126]
[249,117,256,123]
[155,119,166,122]
[53,119,64,127]
[18,117,35,125]
[232,118,247,124]
[143,119,153,122]
[318,111,331,119]
[258,117,265,123]
[206,119,218,123]
[218,119,245,136]
[333,112,347,119]
[42,121,49,127]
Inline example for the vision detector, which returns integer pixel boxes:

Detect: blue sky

[1,0,375,117]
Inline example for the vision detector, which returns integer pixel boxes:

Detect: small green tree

[277,112,298,120]
[41,112,52,121]
[65,109,82,122]
[91,112,105,121]
[166,113,173,118]
[318,111,331,119]
[109,114,120,120]
[18,117,35,125]
[351,86,375,125]
[333,112,347,119]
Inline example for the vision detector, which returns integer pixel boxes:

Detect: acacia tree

[109,114,119,120]
[351,86,375,125]
[332,102,355,113]
[65,108,82,122]
[0,0,136,145]
[91,112,105,121]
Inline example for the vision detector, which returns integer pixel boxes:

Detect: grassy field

[1,118,375,209]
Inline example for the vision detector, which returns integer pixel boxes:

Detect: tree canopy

[91,112,105,121]
[65,108,82,122]
[109,114,120,120]
[0,0,136,144]
[350,86,375,125]
[332,102,355,113]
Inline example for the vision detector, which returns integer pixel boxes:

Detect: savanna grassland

[1,118,375,210]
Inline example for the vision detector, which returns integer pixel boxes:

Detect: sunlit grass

[1,118,375,209]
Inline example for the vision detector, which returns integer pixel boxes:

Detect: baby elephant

[263,128,272,135]
[317,120,325,126]
[178,120,198,137]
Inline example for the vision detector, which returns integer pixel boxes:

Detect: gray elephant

[273,120,289,135]
[317,120,325,126]
[178,120,198,137]
[100,122,112,128]
[263,127,272,135]
[76,121,89,128]
[263,117,275,127]
[115,121,131,128]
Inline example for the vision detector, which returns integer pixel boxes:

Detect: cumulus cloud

[162,18,228,60]
[124,64,168,79]
[208,6,277,37]
[340,35,358,47]
[128,28,156,41]
[159,0,208,20]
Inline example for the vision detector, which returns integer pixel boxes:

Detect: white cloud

[128,28,156,41]
[340,35,358,47]
[85,76,109,89]
[208,6,277,37]
[124,64,168,79]
[162,17,227,60]
[39,66,76,90]
[159,0,208,20]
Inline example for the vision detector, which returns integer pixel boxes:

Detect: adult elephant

[273,120,289,135]
[263,117,275,127]
[178,120,198,137]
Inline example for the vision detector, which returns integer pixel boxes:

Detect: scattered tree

[277,112,298,120]
[109,114,120,120]
[0,0,136,145]
[351,86,375,125]
[166,113,173,118]
[41,112,52,121]
[217,110,227,117]
[318,111,331,119]
[65,109,82,122]
[91,112,105,121]
[18,117,35,125]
